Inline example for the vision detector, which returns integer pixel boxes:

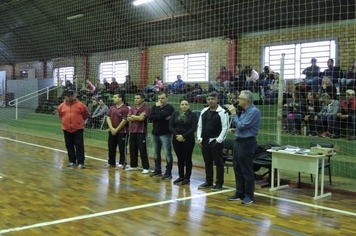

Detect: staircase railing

[8,85,60,120]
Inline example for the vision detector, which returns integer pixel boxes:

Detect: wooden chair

[298,141,334,187]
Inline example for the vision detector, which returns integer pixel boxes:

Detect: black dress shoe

[198,182,213,189]
[181,179,190,185]
[173,177,184,184]
[211,184,223,191]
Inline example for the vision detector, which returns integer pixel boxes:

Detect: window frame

[262,37,338,80]
[98,60,129,84]
[163,51,210,83]
[53,66,75,86]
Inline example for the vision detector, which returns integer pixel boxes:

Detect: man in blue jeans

[149,92,175,179]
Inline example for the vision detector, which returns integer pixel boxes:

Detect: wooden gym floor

[0,131,355,236]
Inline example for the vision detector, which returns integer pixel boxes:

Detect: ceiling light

[67,14,84,20]
[133,0,153,6]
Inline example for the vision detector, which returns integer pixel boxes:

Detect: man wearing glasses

[228,90,261,204]
[197,92,229,191]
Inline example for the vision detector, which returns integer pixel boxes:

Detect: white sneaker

[116,164,124,170]
[125,166,138,171]
[141,169,150,174]
[124,165,131,170]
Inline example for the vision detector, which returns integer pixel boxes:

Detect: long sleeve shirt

[169,110,198,139]
[232,104,261,138]
[197,105,229,144]
[149,103,175,135]
[302,66,320,79]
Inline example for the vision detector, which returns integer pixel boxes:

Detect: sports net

[0,0,355,190]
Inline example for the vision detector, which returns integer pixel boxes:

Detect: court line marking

[0,136,106,162]
[1,135,356,230]
[0,189,234,234]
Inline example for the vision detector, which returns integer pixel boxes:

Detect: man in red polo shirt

[105,93,130,169]
[126,93,151,173]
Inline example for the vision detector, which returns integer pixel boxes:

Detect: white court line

[0,136,106,162]
[255,192,356,217]
[1,135,356,231]
[0,189,234,234]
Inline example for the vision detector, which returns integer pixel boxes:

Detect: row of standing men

[57,90,261,205]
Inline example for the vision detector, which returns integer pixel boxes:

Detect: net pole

[15,99,18,120]
[276,53,285,145]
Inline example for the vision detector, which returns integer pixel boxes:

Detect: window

[53,67,75,86]
[99,60,129,83]
[164,52,209,83]
[263,40,336,79]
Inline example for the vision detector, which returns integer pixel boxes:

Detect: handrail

[8,85,61,120]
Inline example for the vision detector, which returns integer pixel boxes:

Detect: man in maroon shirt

[126,93,151,173]
[105,93,130,169]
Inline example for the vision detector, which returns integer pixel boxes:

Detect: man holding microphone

[228,90,261,204]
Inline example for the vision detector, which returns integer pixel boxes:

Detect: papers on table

[275,146,311,154]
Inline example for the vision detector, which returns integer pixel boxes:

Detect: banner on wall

[0,71,6,107]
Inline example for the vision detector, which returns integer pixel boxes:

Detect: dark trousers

[172,136,195,179]
[108,132,128,165]
[129,133,150,169]
[233,137,257,201]
[63,129,85,165]
[201,141,224,185]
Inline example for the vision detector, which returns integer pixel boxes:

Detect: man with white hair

[228,90,261,204]
[334,89,356,139]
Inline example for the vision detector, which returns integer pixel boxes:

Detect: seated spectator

[231,64,245,92]
[210,66,233,93]
[85,80,96,93]
[88,98,109,128]
[302,58,321,92]
[294,79,311,99]
[146,77,164,102]
[334,89,356,139]
[259,66,275,95]
[144,76,163,93]
[319,76,337,99]
[320,58,343,85]
[85,97,98,126]
[244,65,259,92]
[265,72,284,104]
[341,59,356,91]
[304,92,322,136]
[109,77,119,94]
[121,75,137,94]
[315,93,340,138]
[103,78,110,91]
[165,75,185,94]
[282,92,306,135]
[183,83,204,102]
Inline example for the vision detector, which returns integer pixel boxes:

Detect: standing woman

[169,99,198,185]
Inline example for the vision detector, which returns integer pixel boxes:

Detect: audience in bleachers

[231,64,245,92]
[302,58,321,92]
[165,75,185,94]
[334,89,356,140]
[259,66,275,95]
[294,79,311,99]
[87,98,109,128]
[341,59,356,91]
[304,92,322,137]
[319,77,337,99]
[244,66,259,92]
[315,93,340,138]
[210,66,233,93]
[283,92,306,135]
[320,58,343,85]
[121,75,137,94]
[109,77,119,94]
[265,72,284,104]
